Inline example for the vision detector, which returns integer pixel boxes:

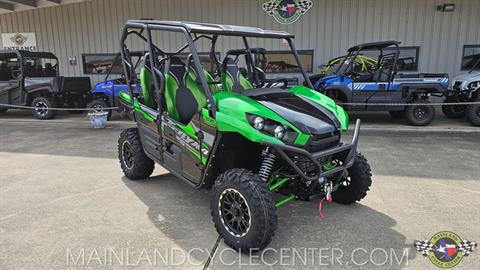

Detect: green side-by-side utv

[117,20,372,252]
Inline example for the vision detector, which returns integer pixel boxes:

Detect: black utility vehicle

[0,50,91,119]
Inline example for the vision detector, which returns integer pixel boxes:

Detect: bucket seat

[221,57,253,93]
[164,57,207,124]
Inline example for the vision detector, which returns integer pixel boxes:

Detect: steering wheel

[265,78,289,88]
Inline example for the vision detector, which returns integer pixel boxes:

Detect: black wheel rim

[219,188,251,237]
[92,104,106,113]
[122,141,134,169]
[340,176,352,187]
[34,101,49,116]
[414,107,427,120]
[451,105,466,114]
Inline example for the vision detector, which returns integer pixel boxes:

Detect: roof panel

[127,20,294,38]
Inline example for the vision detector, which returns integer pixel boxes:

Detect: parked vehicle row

[0,41,478,126]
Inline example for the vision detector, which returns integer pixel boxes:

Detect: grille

[453,81,462,90]
[306,131,340,152]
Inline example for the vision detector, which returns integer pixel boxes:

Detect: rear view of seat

[139,64,156,109]
[221,57,253,93]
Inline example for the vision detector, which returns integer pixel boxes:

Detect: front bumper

[262,119,361,182]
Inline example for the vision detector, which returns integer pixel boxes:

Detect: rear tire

[332,153,372,205]
[0,107,7,113]
[389,110,405,119]
[210,168,277,252]
[118,128,154,180]
[467,102,480,126]
[87,98,112,120]
[31,96,56,120]
[405,101,435,126]
[442,98,466,119]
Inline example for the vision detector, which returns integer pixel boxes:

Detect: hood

[243,88,340,135]
[452,71,480,89]
[453,71,480,82]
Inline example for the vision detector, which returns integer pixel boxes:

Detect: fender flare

[324,85,353,102]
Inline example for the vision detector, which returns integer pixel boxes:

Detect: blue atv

[312,41,449,126]
[87,52,144,119]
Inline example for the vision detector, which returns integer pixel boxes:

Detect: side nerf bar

[262,119,361,182]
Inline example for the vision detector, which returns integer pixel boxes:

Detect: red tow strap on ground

[318,193,332,220]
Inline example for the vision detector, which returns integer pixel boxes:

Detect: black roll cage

[0,50,60,78]
[335,41,401,79]
[119,20,314,120]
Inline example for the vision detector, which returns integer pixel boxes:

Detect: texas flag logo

[414,231,477,268]
[262,0,313,25]
[434,239,459,260]
[286,4,296,15]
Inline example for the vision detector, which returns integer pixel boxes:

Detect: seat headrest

[222,57,238,74]
[168,57,187,85]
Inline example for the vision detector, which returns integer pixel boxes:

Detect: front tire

[332,153,372,204]
[210,169,277,252]
[31,96,56,120]
[405,101,435,126]
[467,103,480,126]
[442,98,466,119]
[118,128,154,180]
[87,98,112,120]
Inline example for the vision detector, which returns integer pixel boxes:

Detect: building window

[82,54,122,75]
[260,50,314,73]
[363,46,419,71]
[461,45,480,70]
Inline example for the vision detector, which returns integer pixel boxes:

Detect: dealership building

[0,0,478,84]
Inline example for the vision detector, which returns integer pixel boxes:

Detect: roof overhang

[0,0,87,13]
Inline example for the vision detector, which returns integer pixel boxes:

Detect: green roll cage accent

[320,54,377,74]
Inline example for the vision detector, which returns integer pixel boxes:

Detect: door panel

[136,104,162,163]
[0,80,21,104]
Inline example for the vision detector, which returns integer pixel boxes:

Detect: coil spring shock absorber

[258,147,276,182]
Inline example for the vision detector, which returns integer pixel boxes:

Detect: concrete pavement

[0,112,479,269]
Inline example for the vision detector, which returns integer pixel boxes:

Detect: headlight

[246,114,297,143]
[274,125,286,139]
[468,81,479,90]
[253,116,265,130]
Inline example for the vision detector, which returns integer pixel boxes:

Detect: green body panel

[220,73,253,92]
[139,67,155,108]
[118,91,155,123]
[288,85,349,130]
[214,91,306,145]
